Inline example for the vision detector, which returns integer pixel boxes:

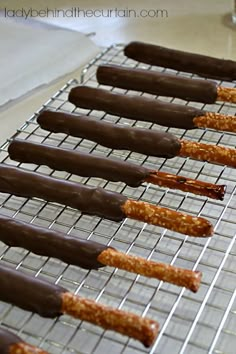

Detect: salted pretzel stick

[0,327,48,354]
[37,110,236,169]
[145,171,225,200]
[0,265,159,347]
[8,139,226,200]
[0,214,201,291]
[97,64,236,104]
[97,248,202,292]
[0,165,213,237]
[122,199,212,237]
[68,86,236,133]
[179,140,236,168]
[124,41,236,81]
[217,86,236,103]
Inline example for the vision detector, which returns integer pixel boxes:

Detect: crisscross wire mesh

[0,44,236,354]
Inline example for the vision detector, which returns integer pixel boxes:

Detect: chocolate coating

[0,328,22,354]
[8,139,150,188]
[68,86,205,130]
[124,41,236,81]
[37,110,181,158]
[0,264,66,318]
[0,214,109,269]
[97,64,218,104]
[0,165,127,222]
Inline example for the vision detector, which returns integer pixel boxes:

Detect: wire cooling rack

[0,44,236,354]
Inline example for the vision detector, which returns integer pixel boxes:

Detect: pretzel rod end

[194,113,236,133]
[145,171,226,200]
[217,86,236,103]
[98,248,202,292]
[122,199,213,237]
[187,271,202,293]
[10,342,48,354]
[61,292,159,347]
[179,140,236,168]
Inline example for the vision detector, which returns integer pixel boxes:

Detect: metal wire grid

[0,44,236,354]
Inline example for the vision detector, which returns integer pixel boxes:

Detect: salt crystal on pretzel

[179,140,236,168]
[217,86,236,104]
[97,248,202,292]
[122,199,213,237]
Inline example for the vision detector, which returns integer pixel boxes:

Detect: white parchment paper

[0,18,100,106]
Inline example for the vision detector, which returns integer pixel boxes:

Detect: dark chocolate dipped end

[0,214,203,291]
[124,41,236,81]
[97,64,218,104]
[0,214,109,270]
[0,265,66,318]
[37,110,181,158]
[0,328,21,354]
[8,139,150,188]
[68,86,205,130]
[8,140,226,200]
[0,265,159,347]
[0,164,127,222]
[0,328,47,354]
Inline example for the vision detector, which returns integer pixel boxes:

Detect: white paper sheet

[0,18,100,106]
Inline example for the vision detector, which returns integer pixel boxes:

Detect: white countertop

[0,0,236,145]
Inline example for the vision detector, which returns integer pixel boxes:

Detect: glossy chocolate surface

[0,214,108,269]
[97,64,218,104]
[0,265,66,318]
[124,41,236,81]
[69,86,205,130]
[0,328,22,354]
[0,165,127,221]
[9,139,150,188]
[0,165,127,222]
[37,110,181,158]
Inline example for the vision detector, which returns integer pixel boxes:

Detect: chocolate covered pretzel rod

[68,86,236,133]
[37,110,236,168]
[0,265,159,347]
[0,328,48,354]
[0,165,213,236]
[8,139,225,200]
[38,110,180,158]
[124,41,236,81]
[0,214,202,291]
[97,64,236,104]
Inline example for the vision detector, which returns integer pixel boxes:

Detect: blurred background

[2,0,236,52]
